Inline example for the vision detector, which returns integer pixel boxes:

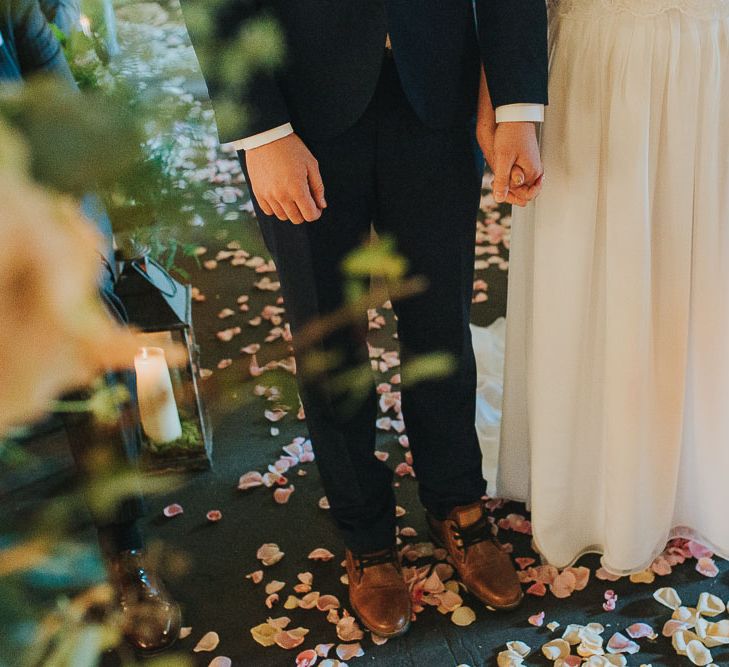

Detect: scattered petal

[206,510,222,522]
[163,503,184,518]
[309,548,336,562]
[451,606,476,626]
[194,631,220,652]
[686,639,712,666]
[626,623,657,640]
[542,639,571,660]
[654,587,682,610]
[696,557,719,578]
[336,643,364,660]
[257,543,285,567]
[529,611,546,627]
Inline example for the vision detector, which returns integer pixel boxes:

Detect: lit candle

[134,347,182,444]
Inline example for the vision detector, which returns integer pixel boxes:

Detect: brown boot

[107,549,182,653]
[427,502,523,610]
[345,547,411,638]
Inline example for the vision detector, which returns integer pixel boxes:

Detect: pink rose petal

[528,611,545,627]
[163,503,184,518]
[308,548,336,562]
[550,571,577,599]
[246,570,263,584]
[626,623,656,639]
[696,557,719,578]
[526,582,547,597]
[296,649,318,667]
[273,630,307,650]
[688,541,714,560]
[606,632,640,654]
[206,510,222,522]
[336,643,364,661]
[274,485,295,504]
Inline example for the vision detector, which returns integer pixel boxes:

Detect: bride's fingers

[504,190,529,207]
[511,165,526,187]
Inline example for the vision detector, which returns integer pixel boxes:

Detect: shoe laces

[451,515,492,553]
[355,548,398,574]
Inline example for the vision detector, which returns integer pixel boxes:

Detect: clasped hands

[243,115,543,226]
[478,120,544,208]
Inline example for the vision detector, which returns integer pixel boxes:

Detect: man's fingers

[492,152,517,203]
[269,200,288,222]
[296,192,323,223]
[257,196,274,217]
[307,161,327,210]
[280,198,305,225]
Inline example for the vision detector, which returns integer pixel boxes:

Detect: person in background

[0,0,181,652]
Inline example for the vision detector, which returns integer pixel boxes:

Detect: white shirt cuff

[495,104,545,124]
[226,123,294,151]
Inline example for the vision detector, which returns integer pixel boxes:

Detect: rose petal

[626,623,656,640]
[193,631,220,652]
[686,639,713,666]
[451,606,476,626]
[274,628,309,650]
[542,639,571,660]
[697,592,725,618]
[308,548,336,561]
[529,611,545,627]
[296,649,318,667]
[551,571,577,599]
[206,510,222,522]
[688,541,714,560]
[274,485,295,504]
[208,658,232,667]
[336,643,364,660]
[163,503,184,518]
[696,557,719,578]
[317,595,341,611]
[606,632,640,655]
[654,587,682,610]
[257,543,285,567]
[497,650,526,667]
[526,582,547,597]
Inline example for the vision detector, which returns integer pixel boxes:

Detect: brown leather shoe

[107,549,182,653]
[427,502,524,610]
[345,547,411,638]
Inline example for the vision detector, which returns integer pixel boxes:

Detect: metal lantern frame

[115,250,212,472]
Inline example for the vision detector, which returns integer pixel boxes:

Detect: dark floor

[6,205,723,667]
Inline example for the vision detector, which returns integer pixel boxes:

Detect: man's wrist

[226,123,294,152]
[495,104,544,124]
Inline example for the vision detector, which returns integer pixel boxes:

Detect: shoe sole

[428,528,525,612]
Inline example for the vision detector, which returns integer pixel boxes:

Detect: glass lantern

[115,245,212,472]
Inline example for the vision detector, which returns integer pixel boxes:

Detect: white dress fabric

[494,0,729,575]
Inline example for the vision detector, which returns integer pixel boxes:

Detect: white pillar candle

[134,346,183,444]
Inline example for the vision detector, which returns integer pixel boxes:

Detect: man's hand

[245,133,327,224]
[478,121,543,207]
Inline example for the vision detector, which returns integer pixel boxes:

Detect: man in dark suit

[0,0,180,652]
[183,0,547,637]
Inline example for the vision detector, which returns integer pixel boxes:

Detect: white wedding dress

[489,0,729,575]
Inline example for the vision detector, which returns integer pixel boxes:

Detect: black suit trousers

[242,58,486,553]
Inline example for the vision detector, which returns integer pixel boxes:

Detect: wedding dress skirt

[493,0,729,574]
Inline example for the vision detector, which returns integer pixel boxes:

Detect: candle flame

[79,14,92,38]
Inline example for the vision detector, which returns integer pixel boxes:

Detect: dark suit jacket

[182,0,548,145]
